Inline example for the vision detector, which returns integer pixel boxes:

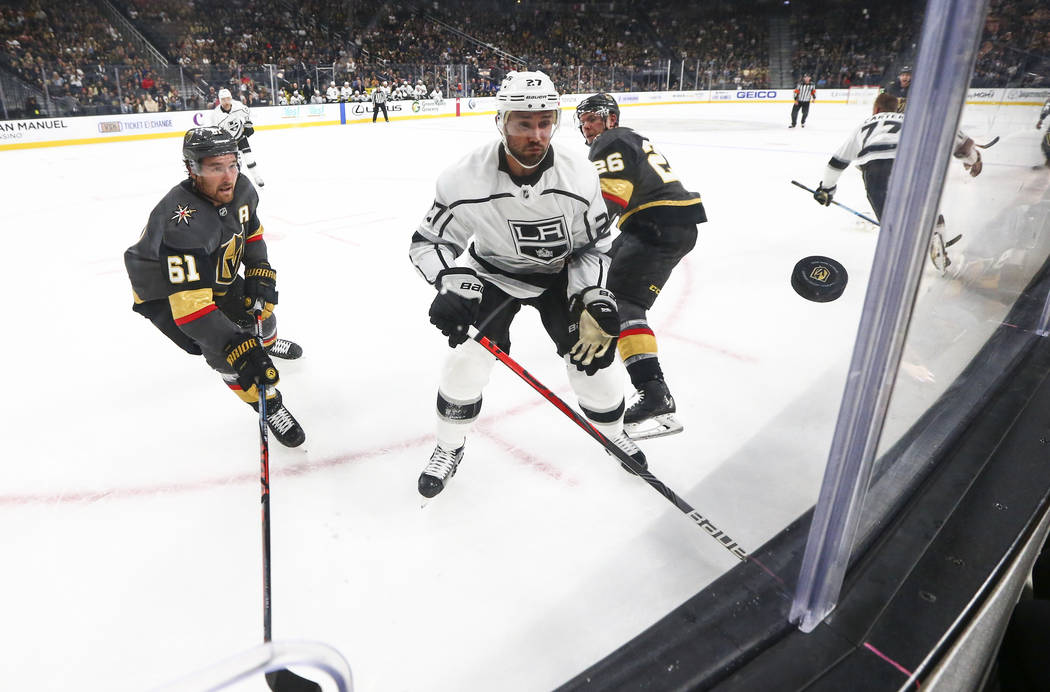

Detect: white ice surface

[0,100,1037,691]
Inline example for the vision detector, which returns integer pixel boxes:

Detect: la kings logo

[508,216,569,264]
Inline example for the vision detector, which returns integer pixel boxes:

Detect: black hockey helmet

[182,126,238,172]
[576,92,620,121]
[576,93,620,141]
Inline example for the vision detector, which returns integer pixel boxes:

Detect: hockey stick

[466,325,749,562]
[255,313,322,692]
[791,180,880,226]
[975,136,1000,149]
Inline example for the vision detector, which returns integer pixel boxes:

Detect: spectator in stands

[24,95,42,118]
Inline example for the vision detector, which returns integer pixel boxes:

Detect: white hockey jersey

[821,111,973,190]
[207,100,252,141]
[409,141,613,300]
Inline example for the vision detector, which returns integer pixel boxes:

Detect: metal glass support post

[178,65,186,110]
[789,0,991,633]
[40,66,51,114]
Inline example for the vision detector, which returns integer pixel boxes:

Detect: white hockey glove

[954,138,982,177]
[569,287,620,375]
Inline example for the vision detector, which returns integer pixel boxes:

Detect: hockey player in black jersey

[124,127,305,446]
[576,93,707,439]
[883,66,911,112]
[1038,97,1050,167]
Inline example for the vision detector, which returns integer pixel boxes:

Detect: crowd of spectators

[973,0,1050,87]
[0,1,185,117]
[790,0,925,88]
[2,0,1047,120]
[647,4,770,90]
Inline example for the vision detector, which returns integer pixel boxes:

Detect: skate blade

[625,414,684,440]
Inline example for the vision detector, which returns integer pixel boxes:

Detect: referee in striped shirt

[372,81,390,123]
[790,75,816,128]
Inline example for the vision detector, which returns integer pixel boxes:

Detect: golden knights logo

[508,216,569,265]
[809,265,831,283]
[216,231,245,285]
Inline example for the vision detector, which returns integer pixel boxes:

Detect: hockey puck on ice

[791,256,848,302]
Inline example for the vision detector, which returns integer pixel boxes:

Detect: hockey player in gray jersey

[125,127,304,446]
[813,93,982,270]
[208,88,264,187]
[408,71,645,498]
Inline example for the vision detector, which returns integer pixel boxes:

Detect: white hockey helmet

[494,70,560,169]
[217,87,232,100]
[496,70,559,117]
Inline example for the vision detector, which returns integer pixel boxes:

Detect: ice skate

[252,390,306,447]
[607,430,648,472]
[624,379,684,440]
[418,443,465,498]
[267,338,303,360]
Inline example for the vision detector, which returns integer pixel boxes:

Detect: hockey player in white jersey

[208,88,264,187]
[813,92,981,270]
[408,70,645,498]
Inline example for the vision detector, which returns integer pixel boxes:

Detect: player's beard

[508,139,549,168]
[194,175,235,205]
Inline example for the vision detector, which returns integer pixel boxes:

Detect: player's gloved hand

[1038,119,1044,130]
[964,149,982,177]
[429,268,484,347]
[244,261,278,319]
[955,143,983,178]
[225,335,279,389]
[569,287,619,376]
[813,185,835,206]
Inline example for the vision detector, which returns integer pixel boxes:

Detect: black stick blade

[266,669,323,692]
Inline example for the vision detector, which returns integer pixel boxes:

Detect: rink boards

[1,87,1045,151]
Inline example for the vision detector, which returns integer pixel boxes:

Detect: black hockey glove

[243,124,255,138]
[225,336,279,389]
[244,261,278,319]
[813,185,835,206]
[430,268,484,347]
[569,287,620,376]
